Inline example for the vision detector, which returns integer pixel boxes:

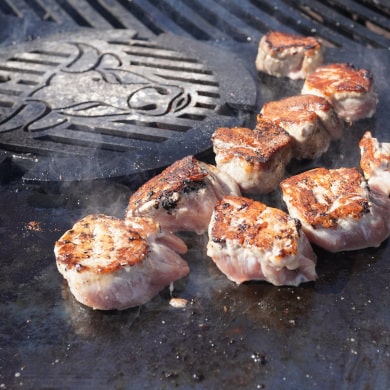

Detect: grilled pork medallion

[302,63,378,122]
[127,155,241,234]
[55,214,189,310]
[256,31,324,79]
[359,131,390,197]
[280,167,390,252]
[207,195,317,286]
[211,121,292,194]
[260,94,343,159]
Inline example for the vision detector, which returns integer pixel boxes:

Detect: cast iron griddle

[0,40,389,389]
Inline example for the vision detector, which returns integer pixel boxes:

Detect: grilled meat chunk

[256,31,324,79]
[126,155,241,234]
[359,131,390,197]
[280,167,390,252]
[207,195,317,286]
[260,94,343,159]
[211,121,293,194]
[55,214,189,310]
[302,63,378,122]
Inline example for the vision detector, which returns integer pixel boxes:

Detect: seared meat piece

[207,195,317,286]
[302,63,378,122]
[260,94,343,159]
[256,31,324,79]
[55,214,189,310]
[280,167,390,252]
[211,121,293,194]
[359,131,390,197]
[126,155,241,234]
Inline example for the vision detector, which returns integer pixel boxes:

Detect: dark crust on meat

[212,123,291,167]
[55,214,148,273]
[304,63,373,95]
[210,195,300,257]
[264,31,321,53]
[259,94,333,128]
[280,167,370,228]
[128,156,208,211]
[261,94,333,117]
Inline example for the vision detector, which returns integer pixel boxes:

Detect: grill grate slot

[0,32,226,164]
[181,0,255,42]
[0,0,388,49]
[24,0,58,23]
[84,0,126,29]
[296,0,390,48]
[0,0,22,18]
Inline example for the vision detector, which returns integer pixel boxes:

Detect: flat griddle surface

[1,43,389,389]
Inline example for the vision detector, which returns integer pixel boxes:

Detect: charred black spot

[361,200,370,213]
[212,237,226,244]
[159,190,180,210]
[147,190,154,199]
[182,179,206,194]
[294,218,302,232]
[238,202,249,211]
[238,223,248,232]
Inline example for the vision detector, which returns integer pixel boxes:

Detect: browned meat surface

[359,131,390,197]
[126,155,241,234]
[55,214,189,310]
[211,121,292,194]
[256,31,324,79]
[260,94,343,159]
[207,195,317,286]
[280,167,390,252]
[302,63,378,122]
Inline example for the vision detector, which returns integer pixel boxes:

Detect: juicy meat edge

[55,214,190,310]
[206,196,317,286]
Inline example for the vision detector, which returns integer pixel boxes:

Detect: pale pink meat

[211,121,293,194]
[260,94,343,159]
[280,167,390,252]
[126,155,241,234]
[55,214,189,310]
[359,131,390,197]
[302,63,378,122]
[256,31,324,79]
[207,195,317,286]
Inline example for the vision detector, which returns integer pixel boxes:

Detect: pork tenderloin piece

[55,214,189,310]
[280,167,390,252]
[207,195,317,286]
[302,63,378,123]
[211,121,293,194]
[260,94,343,159]
[359,131,390,197]
[126,155,241,235]
[256,31,324,79]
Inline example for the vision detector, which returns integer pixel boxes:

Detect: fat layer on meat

[302,63,378,122]
[280,167,390,252]
[55,214,189,310]
[207,195,317,286]
[256,31,324,79]
[126,155,241,234]
[260,94,343,159]
[211,121,292,194]
[359,131,390,197]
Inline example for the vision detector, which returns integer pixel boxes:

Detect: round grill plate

[0,29,257,184]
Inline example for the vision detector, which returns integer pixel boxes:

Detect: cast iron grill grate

[0,29,257,183]
[0,0,389,48]
[0,38,219,154]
